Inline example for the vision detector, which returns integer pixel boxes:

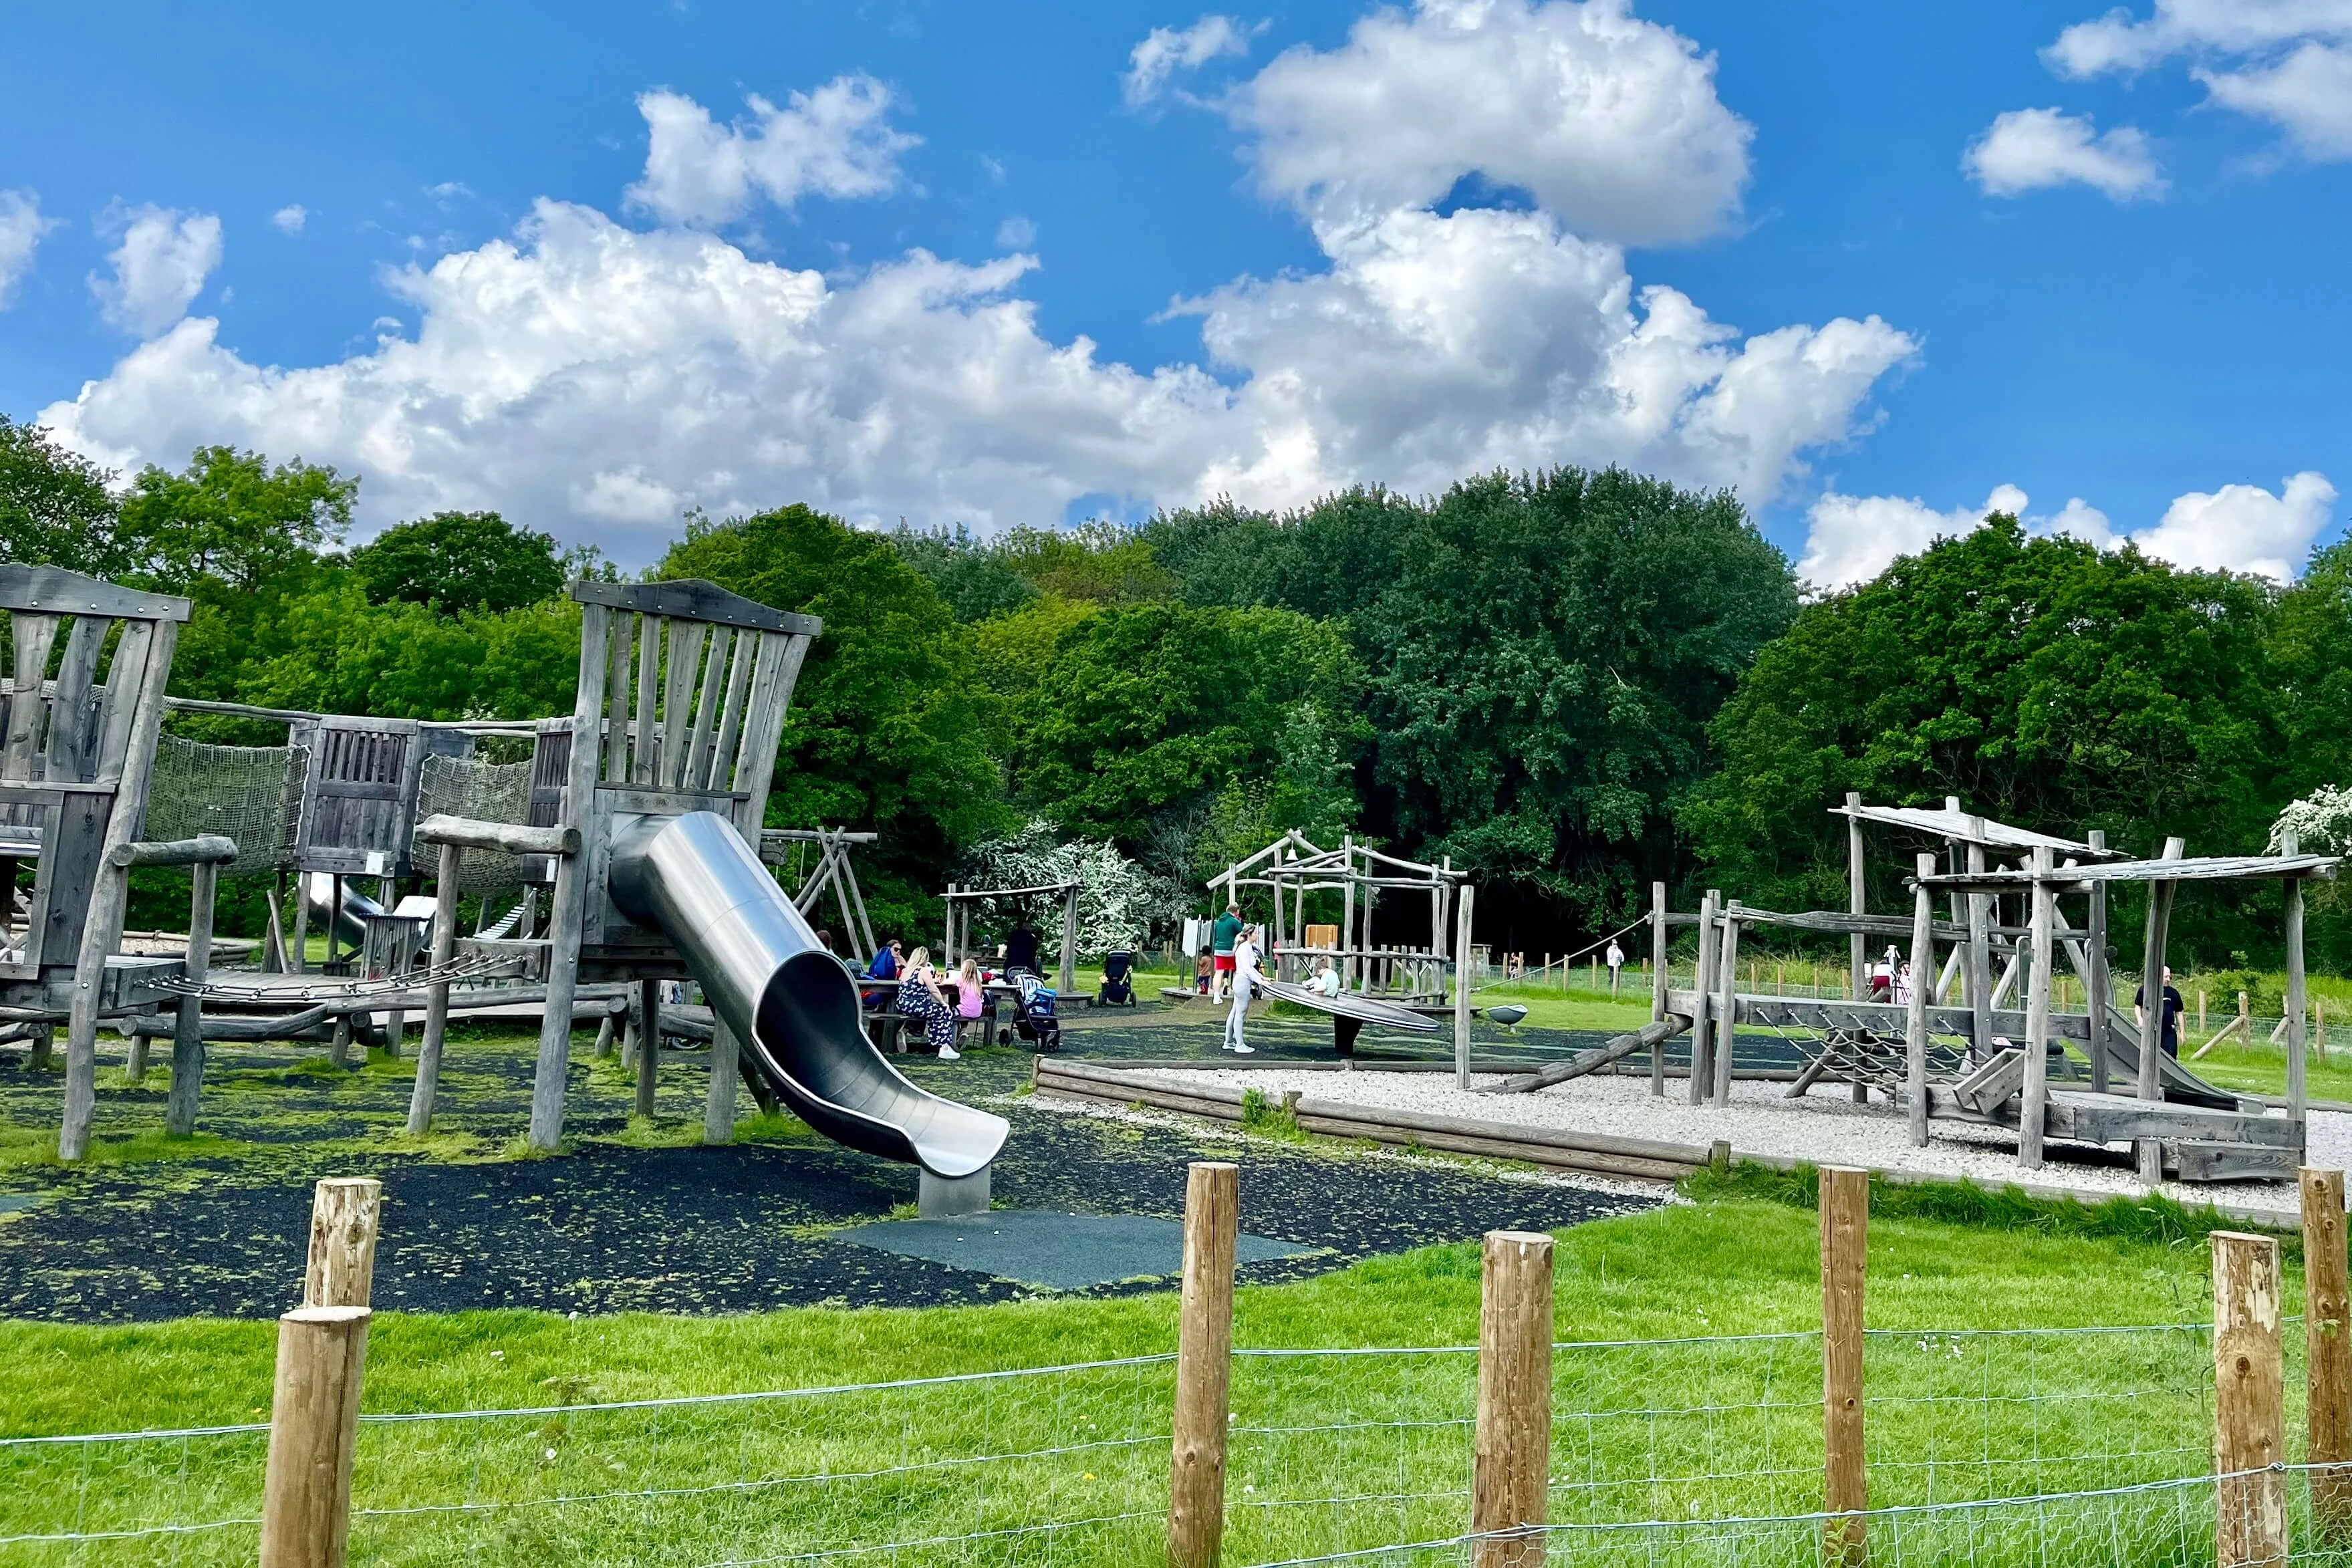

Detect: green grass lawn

[0,1178,2300,1565]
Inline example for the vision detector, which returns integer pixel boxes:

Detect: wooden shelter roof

[1833,801,2118,857]
[1916,853,2339,892]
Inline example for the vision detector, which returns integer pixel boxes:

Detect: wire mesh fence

[0,1323,2335,1567]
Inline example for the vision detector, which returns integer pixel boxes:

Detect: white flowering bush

[964,818,1180,958]
[2270,786,2352,854]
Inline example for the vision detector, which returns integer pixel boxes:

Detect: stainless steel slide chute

[608,810,1007,1179]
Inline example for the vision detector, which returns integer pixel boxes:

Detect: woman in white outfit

[1224,924,1262,1055]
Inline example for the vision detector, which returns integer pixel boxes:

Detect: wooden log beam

[414,814,579,858]
[1480,1018,1685,1095]
[108,833,239,869]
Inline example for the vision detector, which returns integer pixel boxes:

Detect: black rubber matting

[841,1209,1313,1290]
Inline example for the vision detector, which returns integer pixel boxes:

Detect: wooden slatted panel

[4,612,59,787]
[90,619,156,787]
[682,625,735,793]
[660,620,708,789]
[301,721,418,874]
[43,617,106,783]
[728,631,810,837]
[703,628,757,795]
[604,611,634,784]
[631,613,661,786]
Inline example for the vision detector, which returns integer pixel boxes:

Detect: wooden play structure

[17,571,859,1158]
[1656,795,2335,1184]
[941,879,1079,997]
[1207,831,1466,1001]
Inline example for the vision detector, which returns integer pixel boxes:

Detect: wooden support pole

[406,842,460,1135]
[303,1177,383,1309]
[1167,1161,1236,1568]
[1711,904,1742,1107]
[1454,884,1476,1091]
[592,1014,616,1059]
[704,1017,741,1145]
[327,1014,352,1071]
[2136,836,2185,1186]
[1059,884,1079,999]
[164,860,219,1137]
[635,978,660,1119]
[1906,854,1935,1148]
[2020,847,2055,1172]
[2086,829,2110,1093]
[2212,1230,2285,1568]
[1688,890,1721,1108]
[258,1305,370,1568]
[1649,882,1668,1097]
[1473,1229,1553,1568]
[1821,1166,1868,1568]
[263,880,289,974]
[2304,1168,2352,1543]
[2284,832,2308,1122]
[1845,791,1866,1002]
[1966,833,1992,1061]
[289,870,310,974]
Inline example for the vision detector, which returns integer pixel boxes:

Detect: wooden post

[2322,998,2330,1067]
[1906,854,1935,1147]
[289,869,310,974]
[1966,829,1992,1061]
[1473,1230,1553,1568]
[263,878,289,973]
[704,1017,741,1144]
[2305,1169,2352,1543]
[2139,836,2184,1103]
[2286,830,2309,1122]
[1454,885,1476,1091]
[1059,884,1079,999]
[327,1014,352,1071]
[527,608,611,1152]
[1688,891,1721,1108]
[635,977,660,1119]
[1712,904,1742,1107]
[592,1014,616,1059]
[303,1177,383,1309]
[406,843,461,1135]
[1845,791,1866,1002]
[1821,1166,1868,1567]
[164,860,219,1137]
[2212,1230,2284,1568]
[2086,829,2110,1093]
[1167,1162,1236,1568]
[2020,847,2055,1171]
[258,1305,370,1568]
[1649,882,1668,1097]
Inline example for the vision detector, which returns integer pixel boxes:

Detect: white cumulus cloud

[0,190,59,308]
[2045,0,2352,161]
[1965,108,2165,199]
[1124,15,1257,107]
[624,77,919,227]
[90,205,223,338]
[271,205,307,235]
[1232,0,1752,245]
[2133,471,2337,581]
[1799,475,2337,591]
[38,28,1914,560]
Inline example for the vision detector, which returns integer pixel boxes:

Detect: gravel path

[1134,1065,2341,1212]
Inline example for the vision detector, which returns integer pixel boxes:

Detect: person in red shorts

[1210,902,1242,1003]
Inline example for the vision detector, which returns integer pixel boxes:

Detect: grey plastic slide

[1254,975,1440,1033]
[608,811,1007,1178]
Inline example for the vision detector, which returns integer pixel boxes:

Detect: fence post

[1168,1161,1236,1568]
[2212,1230,2285,1568]
[1454,886,1476,1092]
[2306,1169,2352,1543]
[302,1178,382,1310]
[259,1305,371,1568]
[1473,1230,1553,1567]
[1821,1166,1867,1567]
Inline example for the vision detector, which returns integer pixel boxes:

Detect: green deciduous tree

[0,417,129,577]
[1680,517,2286,952]
[349,510,565,613]
[118,446,355,595]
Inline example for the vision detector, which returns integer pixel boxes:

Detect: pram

[1014,972,1063,1053]
[1096,950,1138,1007]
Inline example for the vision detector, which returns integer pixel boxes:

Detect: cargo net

[142,735,306,878]
[416,752,535,894]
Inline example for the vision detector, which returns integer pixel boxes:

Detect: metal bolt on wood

[1473,1229,1553,1568]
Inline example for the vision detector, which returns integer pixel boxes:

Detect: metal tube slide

[608,811,1007,1179]
[301,870,388,948]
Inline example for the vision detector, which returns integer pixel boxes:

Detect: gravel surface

[1133,1065,2339,1211]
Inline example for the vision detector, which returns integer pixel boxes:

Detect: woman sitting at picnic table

[896,946,962,1061]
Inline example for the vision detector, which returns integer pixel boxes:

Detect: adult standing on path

[1223,922,1263,1055]
[1604,938,1625,995]
[1003,914,1040,976]
[2135,964,2186,1059]
[1210,902,1243,1004]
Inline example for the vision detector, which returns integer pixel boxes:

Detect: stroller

[1096,950,1138,1007]
[1013,972,1063,1053]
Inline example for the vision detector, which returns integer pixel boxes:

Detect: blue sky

[2,0,2345,579]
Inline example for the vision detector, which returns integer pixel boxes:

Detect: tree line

[5,414,2347,965]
